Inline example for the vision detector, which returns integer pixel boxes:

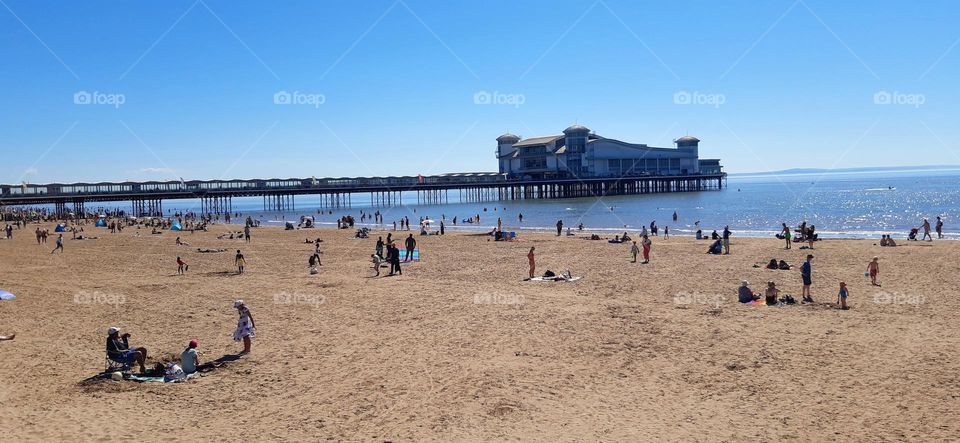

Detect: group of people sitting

[738,280,796,306]
[880,234,898,246]
[105,327,205,382]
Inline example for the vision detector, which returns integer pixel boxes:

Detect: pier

[1,172,725,217]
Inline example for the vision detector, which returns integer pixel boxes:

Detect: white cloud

[138,167,175,174]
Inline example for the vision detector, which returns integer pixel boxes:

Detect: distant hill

[730,165,960,176]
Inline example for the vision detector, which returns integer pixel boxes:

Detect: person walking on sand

[556,220,563,236]
[936,216,944,239]
[233,300,256,354]
[235,250,246,274]
[244,225,251,243]
[801,254,814,303]
[837,282,849,310]
[641,234,652,264]
[527,247,536,279]
[782,223,792,249]
[867,257,880,286]
[177,256,187,275]
[722,226,731,255]
[390,243,402,275]
[50,234,64,254]
[630,241,640,263]
[921,218,933,241]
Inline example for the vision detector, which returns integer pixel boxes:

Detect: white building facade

[496,125,721,180]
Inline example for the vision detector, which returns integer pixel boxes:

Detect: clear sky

[2,0,959,183]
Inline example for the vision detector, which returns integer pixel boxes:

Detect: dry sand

[0,222,957,441]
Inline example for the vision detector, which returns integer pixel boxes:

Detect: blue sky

[1,0,958,183]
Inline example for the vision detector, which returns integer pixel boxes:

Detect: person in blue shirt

[801,254,814,303]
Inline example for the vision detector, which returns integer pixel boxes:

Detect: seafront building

[496,124,721,180]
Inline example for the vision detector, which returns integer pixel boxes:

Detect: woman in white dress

[233,300,256,354]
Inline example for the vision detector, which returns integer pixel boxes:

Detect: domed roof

[496,133,520,143]
[563,124,590,134]
[676,135,700,143]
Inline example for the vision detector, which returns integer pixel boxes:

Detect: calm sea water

[154,169,959,239]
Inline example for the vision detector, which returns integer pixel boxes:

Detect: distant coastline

[730,165,960,177]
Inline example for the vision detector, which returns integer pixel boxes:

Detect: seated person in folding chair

[106,326,147,373]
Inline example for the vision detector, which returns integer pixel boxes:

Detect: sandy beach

[0,223,957,441]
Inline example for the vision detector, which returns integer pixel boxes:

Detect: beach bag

[781,294,796,305]
[543,270,556,278]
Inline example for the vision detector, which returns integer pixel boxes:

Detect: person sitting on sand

[106,326,148,373]
[711,230,720,240]
[764,281,780,306]
[879,235,889,246]
[621,232,632,242]
[708,239,723,255]
[886,235,897,247]
[181,339,200,374]
[695,229,703,240]
[738,280,761,303]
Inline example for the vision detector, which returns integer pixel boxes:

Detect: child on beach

[764,281,780,306]
[233,300,255,354]
[177,256,187,275]
[527,247,536,279]
[837,282,849,310]
[630,241,639,263]
[641,235,651,264]
[371,254,385,276]
[235,250,246,274]
[867,257,880,286]
[50,234,64,254]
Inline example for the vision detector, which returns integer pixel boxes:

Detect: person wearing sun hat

[106,326,148,373]
[181,339,200,374]
[233,300,256,354]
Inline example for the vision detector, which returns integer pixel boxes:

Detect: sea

[100,169,960,239]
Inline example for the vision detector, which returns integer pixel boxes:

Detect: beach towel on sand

[527,276,582,282]
[399,249,421,262]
